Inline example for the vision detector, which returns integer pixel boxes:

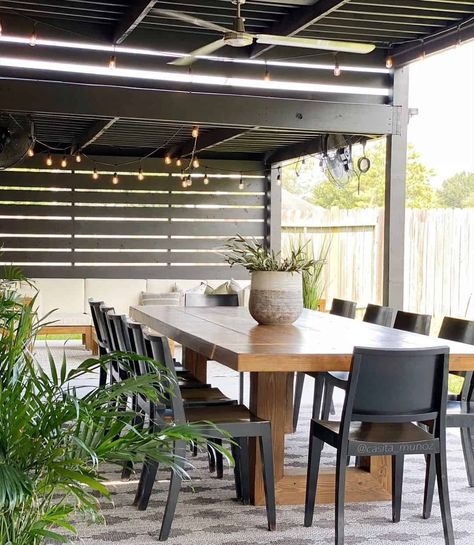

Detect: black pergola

[0,0,473,307]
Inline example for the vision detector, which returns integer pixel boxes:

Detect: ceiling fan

[156,0,375,67]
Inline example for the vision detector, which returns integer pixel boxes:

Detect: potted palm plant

[0,267,229,545]
[224,235,318,325]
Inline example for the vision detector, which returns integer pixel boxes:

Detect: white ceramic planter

[248,271,303,325]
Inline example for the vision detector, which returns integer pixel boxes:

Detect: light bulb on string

[92,168,99,180]
[27,146,34,157]
[60,155,67,168]
[176,158,182,167]
[112,172,119,185]
[192,126,199,138]
[29,27,37,47]
[192,157,200,169]
[75,150,82,163]
[46,153,53,166]
[239,174,244,191]
[164,155,172,165]
[203,171,209,185]
[0,19,3,36]
[385,55,393,69]
[187,176,192,187]
[137,166,144,181]
[109,55,117,69]
[333,54,341,77]
[276,166,282,186]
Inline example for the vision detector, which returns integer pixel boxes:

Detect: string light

[203,171,209,185]
[60,155,67,168]
[333,54,341,77]
[239,173,244,190]
[27,146,34,157]
[46,153,53,166]
[109,55,117,69]
[137,166,144,180]
[187,176,192,187]
[112,172,119,184]
[176,158,182,167]
[75,150,82,163]
[192,157,200,169]
[277,166,281,186]
[191,126,199,138]
[29,27,37,47]
[0,19,2,36]
[92,168,99,180]
[164,155,172,165]
[264,68,271,81]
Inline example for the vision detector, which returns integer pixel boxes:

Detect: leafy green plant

[0,268,230,545]
[223,234,318,272]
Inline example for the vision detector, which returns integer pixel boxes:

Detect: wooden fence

[282,206,474,320]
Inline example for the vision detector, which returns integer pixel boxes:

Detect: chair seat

[185,404,266,424]
[313,420,438,456]
[181,387,236,406]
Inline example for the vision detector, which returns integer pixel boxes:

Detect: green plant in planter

[223,234,318,272]
[0,269,229,545]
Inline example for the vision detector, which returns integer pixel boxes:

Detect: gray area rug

[35,341,474,545]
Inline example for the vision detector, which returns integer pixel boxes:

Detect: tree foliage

[437,171,474,208]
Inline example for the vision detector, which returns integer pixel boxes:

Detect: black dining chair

[130,328,276,540]
[293,298,358,431]
[421,316,474,519]
[393,309,432,335]
[88,299,109,386]
[320,304,397,420]
[304,346,454,545]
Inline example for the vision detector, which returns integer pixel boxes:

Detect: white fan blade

[155,9,230,34]
[169,40,227,66]
[255,34,375,54]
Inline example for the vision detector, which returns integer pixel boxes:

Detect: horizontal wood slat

[0,169,267,278]
[1,171,266,192]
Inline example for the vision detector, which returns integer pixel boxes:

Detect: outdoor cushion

[140,291,181,306]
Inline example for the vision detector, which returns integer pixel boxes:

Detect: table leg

[183,347,208,384]
[248,371,392,506]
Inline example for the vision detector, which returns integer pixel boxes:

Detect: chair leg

[293,372,305,432]
[259,426,276,531]
[304,421,323,527]
[321,381,334,421]
[239,372,245,404]
[122,460,134,481]
[159,441,186,542]
[214,439,224,479]
[312,374,325,420]
[136,459,160,510]
[207,442,216,474]
[391,455,404,523]
[231,440,242,500]
[335,449,348,545]
[435,448,455,545]
[423,454,436,519]
[238,437,250,505]
[460,427,474,486]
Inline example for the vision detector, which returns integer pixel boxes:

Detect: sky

[408,40,474,186]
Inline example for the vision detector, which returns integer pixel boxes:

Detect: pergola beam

[71,117,119,153]
[0,79,398,135]
[393,17,474,66]
[250,0,351,59]
[168,128,251,158]
[113,1,157,44]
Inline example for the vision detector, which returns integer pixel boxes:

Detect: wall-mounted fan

[0,115,35,169]
[157,0,375,67]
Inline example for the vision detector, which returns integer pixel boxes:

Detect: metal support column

[383,67,410,309]
[268,163,282,253]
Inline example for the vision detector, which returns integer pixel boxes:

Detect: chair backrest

[96,304,115,352]
[330,298,356,319]
[342,346,449,427]
[143,331,186,423]
[184,293,239,307]
[88,299,106,347]
[439,316,474,399]
[393,310,431,335]
[363,303,395,327]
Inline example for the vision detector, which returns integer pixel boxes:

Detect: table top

[130,306,474,372]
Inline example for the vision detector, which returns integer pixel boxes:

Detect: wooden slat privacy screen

[0,169,267,279]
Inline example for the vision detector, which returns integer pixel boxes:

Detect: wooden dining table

[130,305,474,507]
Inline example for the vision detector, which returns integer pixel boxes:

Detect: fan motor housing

[224,32,253,47]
